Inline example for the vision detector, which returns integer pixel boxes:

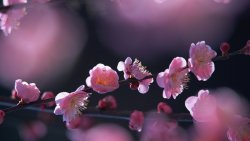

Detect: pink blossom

[185,90,218,122]
[129,110,144,132]
[117,57,153,94]
[41,91,55,107]
[3,0,27,6]
[97,95,117,110]
[188,41,217,81]
[0,8,26,35]
[54,86,90,123]
[156,57,190,99]
[86,64,119,94]
[227,115,250,141]
[0,110,5,125]
[15,79,40,103]
[157,102,172,114]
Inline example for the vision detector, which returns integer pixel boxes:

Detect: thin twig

[212,50,242,61]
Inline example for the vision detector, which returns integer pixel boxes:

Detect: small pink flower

[86,64,119,94]
[227,115,250,141]
[0,110,5,125]
[54,86,90,123]
[129,110,144,132]
[157,102,172,114]
[185,90,218,122]
[117,57,153,94]
[41,91,55,107]
[15,79,40,103]
[188,41,217,81]
[157,57,190,99]
[3,0,27,6]
[97,95,117,110]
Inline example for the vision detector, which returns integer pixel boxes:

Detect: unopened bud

[220,42,230,56]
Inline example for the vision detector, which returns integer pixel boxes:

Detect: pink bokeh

[0,3,87,88]
[86,0,249,60]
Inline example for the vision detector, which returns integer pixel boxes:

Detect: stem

[2,98,54,113]
[212,50,242,61]
[0,48,245,120]
[1,75,154,114]
[0,100,192,122]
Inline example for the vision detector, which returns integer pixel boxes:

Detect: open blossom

[54,86,90,123]
[0,8,26,35]
[3,0,27,6]
[188,41,217,81]
[117,57,153,94]
[15,79,40,103]
[156,57,189,99]
[227,115,250,141]
[129,110,144,132]
[86,64,119,94]
[185,90,218,122]
[0,110,5,125]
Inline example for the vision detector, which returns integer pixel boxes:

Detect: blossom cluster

[0,38,249,141]
[1,1,250,141]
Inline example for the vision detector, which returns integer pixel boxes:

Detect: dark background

[0,0,250,141]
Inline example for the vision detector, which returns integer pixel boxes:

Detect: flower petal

[185,96,198,115]
[55,92,70,104]
[156,71,166,88]
[117,61,125,71]
[138,83,149,94]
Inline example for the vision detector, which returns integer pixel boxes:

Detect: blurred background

[0,0,250,140]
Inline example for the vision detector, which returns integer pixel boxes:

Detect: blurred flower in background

[68,124,134,141]
[187,87,250,141]
[85,0,249,60]
[0,2,88,89]
[18,120,47,141]
[140,113,187,141]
